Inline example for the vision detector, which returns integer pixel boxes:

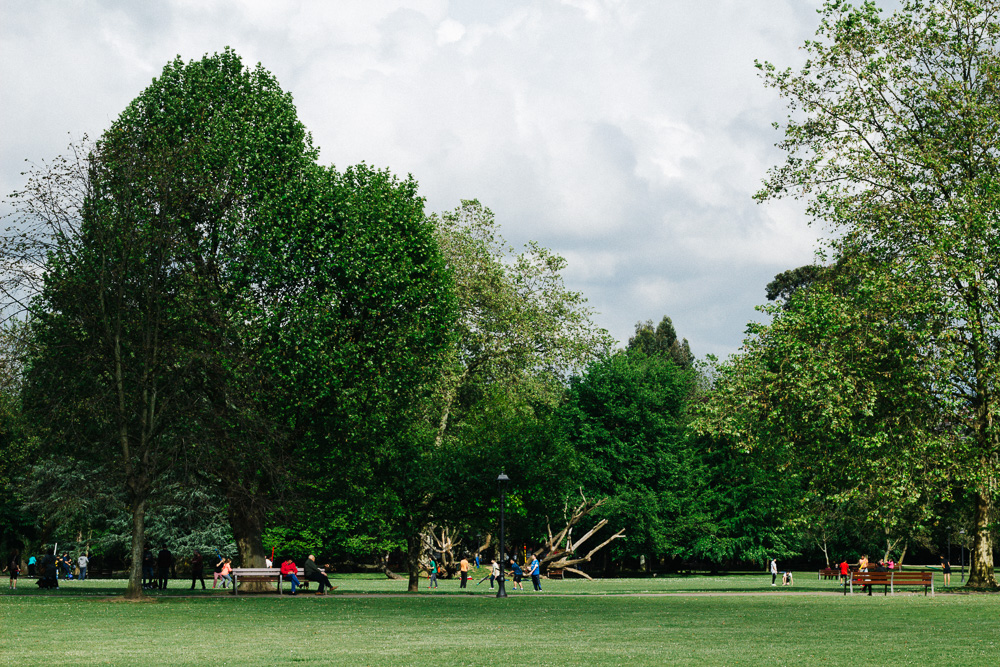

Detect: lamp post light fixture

[497,472,510,598]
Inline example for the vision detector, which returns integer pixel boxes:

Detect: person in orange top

[280,558,300,595]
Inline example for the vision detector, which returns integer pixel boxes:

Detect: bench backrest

[233,567,316,576]
[853,571,931,582]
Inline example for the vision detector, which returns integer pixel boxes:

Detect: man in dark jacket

[303,555,335,595]
[38,548,58,589]
[142,547,155,589]
[190,550,206,590]
[157,545,173,590]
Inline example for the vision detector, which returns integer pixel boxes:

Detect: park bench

[818,568,838,580]
[546,569,564,580]
[231,567,329,596]
[845,570,933,596]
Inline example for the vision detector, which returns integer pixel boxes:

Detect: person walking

[769,558,778,586]
[303,555,335,595]
[77,552,89,582]
[61,553,72,580]
[27,554,36,578]
[460,556,470,588]
[508,558,524,591]
[212,553,225,588]
[941,556,952,587]
[190,550,206,590]
[838,558,849,586]
[490,559,500,588]
[4,549,20,590]
[529,554,542,591]
[428,558,438,588]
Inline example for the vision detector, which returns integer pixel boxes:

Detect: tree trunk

[124,496,147,599]
[226,485,273,593]
[406,532,424,592]
[381,553,402,580]
[967,490,997,588]
[818,535,830,569]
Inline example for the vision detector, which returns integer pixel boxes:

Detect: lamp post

[497,473,510,598]
[959,529,966,583]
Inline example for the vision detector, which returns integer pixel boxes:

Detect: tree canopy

[756,0,1000,586]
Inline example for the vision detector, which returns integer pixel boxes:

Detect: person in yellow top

[858,555,869,594]
[459,556,470,588]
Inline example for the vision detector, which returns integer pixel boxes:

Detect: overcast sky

[1,0,830,359]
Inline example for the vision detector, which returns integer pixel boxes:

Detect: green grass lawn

[2,571,997,665]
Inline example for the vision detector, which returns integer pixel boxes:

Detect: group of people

[2,548,93,589]
[428,553,545,592]
[278,554,335,595]
[768,558,794,586]
[163,550,336,595]
[842,554,896,595]
[4,544,342,597]
[140,545,176,590]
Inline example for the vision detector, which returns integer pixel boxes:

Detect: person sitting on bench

[280,557,300,595]
[303,555,334,595]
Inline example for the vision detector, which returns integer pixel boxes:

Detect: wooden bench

[818,568,838,580]
[846,570,934,596]
[231,567,328,596]
[546,569,564,580]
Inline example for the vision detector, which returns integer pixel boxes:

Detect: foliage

[559,334,799,567]
[695,258,954,569]
[627,316,695,370]
[756,0,1000,586]
[764,265,828,304]
[332,199,613,590]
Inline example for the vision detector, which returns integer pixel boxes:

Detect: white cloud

[436,18,466,44]
[1,0,828,358]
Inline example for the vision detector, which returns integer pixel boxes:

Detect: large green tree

[694,261,953,571]
[23,129,205,596]
[756,0,1000,586]
[71,49,319,583]
[7,53,458,587]
[267,163,456,582]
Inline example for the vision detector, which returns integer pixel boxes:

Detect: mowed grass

[2,572,998,666]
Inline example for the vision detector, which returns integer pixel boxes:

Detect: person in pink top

[219,558,233,589]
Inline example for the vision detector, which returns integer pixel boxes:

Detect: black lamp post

[960,529,966,583]
[497,472,510,598]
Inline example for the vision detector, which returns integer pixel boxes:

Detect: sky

[0,0,830,359]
